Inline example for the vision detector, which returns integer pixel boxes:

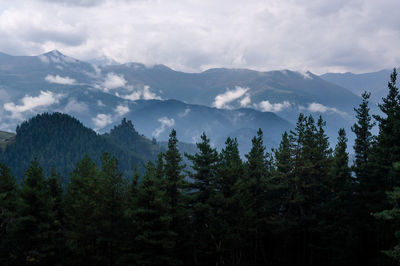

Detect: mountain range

[0,50,394,153]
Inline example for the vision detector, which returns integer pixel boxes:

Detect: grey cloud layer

[1,0,399,73]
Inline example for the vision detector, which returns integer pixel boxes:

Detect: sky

[0,0,399,74]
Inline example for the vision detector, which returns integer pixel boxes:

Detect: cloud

[114,104,129,116]
[37,0,106,7]
[116,85,161,101]
[1,1,400,73]
[4,90,63,119]
[45,74,76,85]
[152,117,175,138]
[213,86,250,109]
[300,102,347,116]
[256,100,291,112]
[97,100,106,107]
[63,98,88,113]
[92,113,113,129]
[102,72,126,90]
[240,94,251,107]
[178,108,190,118]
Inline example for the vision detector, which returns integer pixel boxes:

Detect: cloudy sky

[0,0,399,74]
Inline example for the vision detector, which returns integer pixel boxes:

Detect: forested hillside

[0,69,400,265]
[0,113,161,179]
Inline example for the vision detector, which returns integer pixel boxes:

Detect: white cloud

[116,85,161,101]
[92,113,113,129]
[152,117,175,138]
[45,74,76,85]
[256,100,291,112]
[4,90,63,119]
[97,100,105,107]
[63,98,88,113]
[240,94,251,107]
[102,72,126,90]
[213,86,250,109]
[301,102,347,116]
[114,104,129,116]
[2,1,400,73]
[178,108,190,117]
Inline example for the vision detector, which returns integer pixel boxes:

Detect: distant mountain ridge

[2,50,391,152]
[320,69,397,103]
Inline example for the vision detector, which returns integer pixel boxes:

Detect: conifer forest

[1,69,400,266]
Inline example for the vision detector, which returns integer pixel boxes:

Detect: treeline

[0,69,399,265]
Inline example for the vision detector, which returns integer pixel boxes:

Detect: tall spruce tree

[236,128,270,264]
[64,155,100,265]
[352,92,375,188]
[186,133,220,265]
[214,137,244,265]
[132,161,176,265]
[163,129,188,264]
[321,129,355,266]
[96,153,127,265]
[11,160,57,265]
[374,68,400,190]
[0,163,18,264]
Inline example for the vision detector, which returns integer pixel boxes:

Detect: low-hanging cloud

[114,104,130,116]
[240,94,251,107]
[300,102,347,116]
[4,90,63,119]
[102,72,127,90]
[213,86,250,109]
[63,98,88,113]
[116,85,161,101]
[45,74,76,85]
[256,100,291,112]
[92,113,113,129]
[178,108,191,118]
[152,117,175,138]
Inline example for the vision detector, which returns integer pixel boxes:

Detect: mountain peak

[40,50,78,64]
[44,49,63,56]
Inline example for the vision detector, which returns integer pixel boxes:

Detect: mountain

[320,69,396,103]
[0,50,367,151]
[0,130,15,151]
[0,113,161,179]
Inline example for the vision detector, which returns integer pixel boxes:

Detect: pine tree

[96,152,127,265]
[352,92,375,186]
[64,154,100,265]
[11,160,57,265]
[46,168,65,265]
[236,128,270,264]
[374,185,400,264]
[0,163,18,264]
[214,137,244,265]
[186,133,220,264]
[321,129,355,265]
[163,129,188,264]
[374,68,400,190]
[132,161,176,265]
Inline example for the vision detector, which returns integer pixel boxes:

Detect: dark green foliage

[132,162,176,265]
[0,113,157,179]
[103,118,160,162]
[2,69,400,265]
[186,133,221,265]
[0,163,18,264]
[352,92,375,186]
[374,186,400,263]
[64,155,100,265]
[11,160,58,265]
[163,129,189,264]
